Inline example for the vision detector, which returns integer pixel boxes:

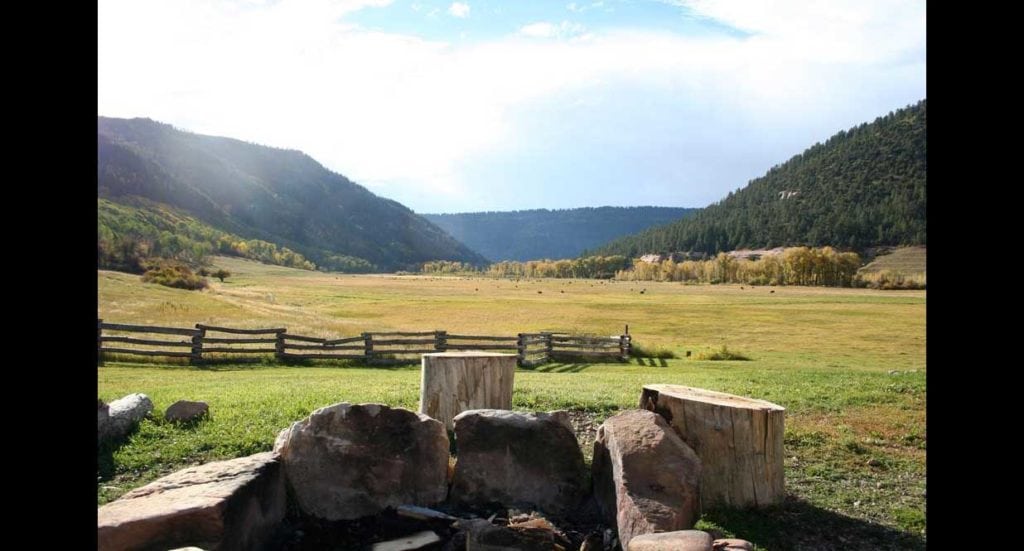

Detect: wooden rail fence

[97,319,632,366]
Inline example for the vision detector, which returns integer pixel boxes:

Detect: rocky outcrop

[592,410,702,548]
[274,403,449,520]
[449,410,586,516]
[97,452,285,551]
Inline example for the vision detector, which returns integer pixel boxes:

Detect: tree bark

[640,384,785,508]
[420,352,516,430]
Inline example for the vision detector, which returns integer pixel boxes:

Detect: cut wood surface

[420,352,516,430]
[640,384,785,509]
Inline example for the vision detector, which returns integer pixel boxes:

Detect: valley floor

[98,257,926,550]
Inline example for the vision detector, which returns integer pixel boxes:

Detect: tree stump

[640,384,785,508]
[420,352,516,430]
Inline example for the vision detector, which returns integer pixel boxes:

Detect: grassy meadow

[98,257,925,550]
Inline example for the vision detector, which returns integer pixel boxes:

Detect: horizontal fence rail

[98,319,632,367]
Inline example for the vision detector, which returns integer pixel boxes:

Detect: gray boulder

[98,393,153,443]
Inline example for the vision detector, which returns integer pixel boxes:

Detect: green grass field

[99,257,926,550]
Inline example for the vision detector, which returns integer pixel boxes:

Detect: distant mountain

[97,117,486,271]
[423,207,698,261]
[593,100,926,257]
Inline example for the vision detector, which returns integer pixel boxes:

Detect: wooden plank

[100,347,194,358]
[520,338,548,345]
[100,336,194,347]
[367,358,419,365]
[283,343,365,351]
[446,334,518,341]
[551,337,620,344]
[369,331,436,337]
[200,347,276,354]
[552,342,622,349]
[101,323,199,336]
[371,338,436,345]
[446,344,518,351]
[280,334,327,343]
[371,348,438,355]
[324,336,365,345]
[279,353,366,360]
[200,337,278,344]
[196,324,285,335]
[550,350,621,356]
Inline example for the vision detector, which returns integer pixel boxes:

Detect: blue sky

[98,0,925,213]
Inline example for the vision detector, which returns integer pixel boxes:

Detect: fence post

[275,329,287,362]
[363,332,374,364]
[434,330,447,352]
[516,333,525,366]
[97,318,104,366]
[542,332,553,363]
[192,324,206,365]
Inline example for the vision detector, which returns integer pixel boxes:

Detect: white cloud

[519,21,586,39]
[567,1,603,13]
[447,1,469,18]
[98,0,925,212]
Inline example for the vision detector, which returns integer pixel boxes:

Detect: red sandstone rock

[97,452,285,551]
[592,410,702,548]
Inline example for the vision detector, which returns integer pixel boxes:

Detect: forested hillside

[98,117,486,271]
[593,100,926,257]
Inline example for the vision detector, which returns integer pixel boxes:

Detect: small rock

[165,400,210,423]
[628,530,713,550]
[866,458,882,467]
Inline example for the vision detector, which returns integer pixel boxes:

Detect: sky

[98,0,925,214]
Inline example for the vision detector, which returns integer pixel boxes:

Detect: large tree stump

[420,352,516,430]
[640,384,785,508]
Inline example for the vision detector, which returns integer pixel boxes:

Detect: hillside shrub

[140,259,208,290]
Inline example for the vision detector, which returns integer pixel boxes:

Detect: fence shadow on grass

[634,357,669,367]
[701,496,925,551]
[534,363,592,373]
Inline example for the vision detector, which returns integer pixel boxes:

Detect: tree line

[98,198,316,273]
[614,247,863,287]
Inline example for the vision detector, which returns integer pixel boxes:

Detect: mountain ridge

[97,117,487,271]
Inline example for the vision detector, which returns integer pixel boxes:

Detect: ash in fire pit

[270,501,613,551]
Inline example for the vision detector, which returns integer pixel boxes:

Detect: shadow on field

[534,363,591,373]
[702,497,925,551]
[634,357,668,367]
[124,361,416,372]
[97,431,136,481]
